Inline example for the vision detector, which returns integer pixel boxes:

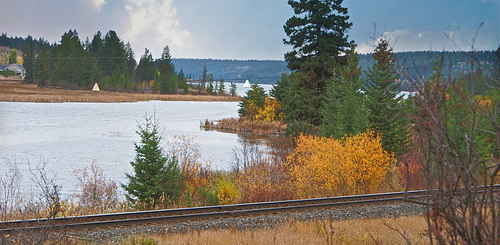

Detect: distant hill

[172,59,289,84]
[1,33,496,86]
[173,50,497,85]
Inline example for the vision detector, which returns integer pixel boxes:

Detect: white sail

[243,80,251,88]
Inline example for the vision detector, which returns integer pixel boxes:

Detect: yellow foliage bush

[254,97,285,122]
[286,131,394,198]
[216,174,242,205]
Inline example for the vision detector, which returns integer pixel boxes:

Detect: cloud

[123,0,192,58]
[84,0,107,11]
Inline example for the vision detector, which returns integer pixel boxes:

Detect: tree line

[17,30,193,94]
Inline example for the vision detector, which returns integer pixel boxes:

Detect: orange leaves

[286,132,394,198]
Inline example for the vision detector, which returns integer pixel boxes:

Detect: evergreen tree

[91,31,104,76]
[102,30,127,79]
[320,49,369,138]
[158,45,175,93]
[207,73,215,95]
[52,30,84,87]
[125,42,137,85]
[365,39,408,158]
[279,0,354,129]
[199,63,208,93]
[177,69,188,94]
[229,82,237,96]
[122,114,182,208]
[217,78,225,95]
[135,48,157,83]
[34,45,49,87]
[79,38,97,88]
[22,36,36,83]
[238,83,267,118]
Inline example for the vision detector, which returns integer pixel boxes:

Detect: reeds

[0,79,241,103]
[203,118,287,135]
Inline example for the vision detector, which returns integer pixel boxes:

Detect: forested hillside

[172,59,289,84]
[173,51,497,85]
[1,33,497,90]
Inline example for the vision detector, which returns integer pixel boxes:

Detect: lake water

[0,101,245,194]
[0,83,275,195]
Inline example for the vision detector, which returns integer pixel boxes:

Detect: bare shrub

[29,161,67,219]
[233,137,295,202]
[73,160,120,214]
[0,160,23,221]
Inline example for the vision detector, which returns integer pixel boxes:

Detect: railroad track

[1,185,498,233]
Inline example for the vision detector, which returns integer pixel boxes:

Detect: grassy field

[0,78,241,103]
[118,215,428,245]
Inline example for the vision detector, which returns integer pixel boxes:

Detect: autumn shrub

[73,160,121,214]
[168,135,214,206]
[397,143,425,191]
[286,131,394,198]
[254,97,285,122]
[214,173,242,205]
[237,160,294,203]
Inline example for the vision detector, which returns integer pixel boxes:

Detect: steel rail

[1,185,498,232]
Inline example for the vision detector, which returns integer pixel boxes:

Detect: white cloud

[123,0,192,58]
[84,0,106,11]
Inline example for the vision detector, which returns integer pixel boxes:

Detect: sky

[1,0,499,60]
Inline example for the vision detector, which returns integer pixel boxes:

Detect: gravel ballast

[70,202,425,243]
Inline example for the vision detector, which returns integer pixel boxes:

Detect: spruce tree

[320,49,369,138]
[135,48,156,83]
[365,39,408,158]
[238,83,267,118]
[122,114,182,209]
[22,36,36,84]
[279,0,354,129]
[229,82,237,97]
[35,45,50,87]
[158,45,175,94]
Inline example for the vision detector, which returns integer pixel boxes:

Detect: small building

[0,64,25,77]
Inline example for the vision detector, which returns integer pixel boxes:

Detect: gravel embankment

[70,203,425,243]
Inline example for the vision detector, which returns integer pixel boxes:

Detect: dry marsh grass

[0,78,241,103]
[140,215,428,245]
[203,117,287,135]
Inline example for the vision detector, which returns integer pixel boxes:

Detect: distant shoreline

[0,77,241,103]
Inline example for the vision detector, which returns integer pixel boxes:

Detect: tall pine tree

[279,0,354,129]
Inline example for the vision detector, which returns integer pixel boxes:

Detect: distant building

[0,64,25,77]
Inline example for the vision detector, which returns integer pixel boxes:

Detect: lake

[0,83,274,195]
[0,101,242,195]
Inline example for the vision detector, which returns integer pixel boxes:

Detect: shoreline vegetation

[202,117,287,135]
[0,77,241,103]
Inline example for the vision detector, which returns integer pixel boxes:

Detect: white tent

[92,83,100,92]
[243,80,251,88]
